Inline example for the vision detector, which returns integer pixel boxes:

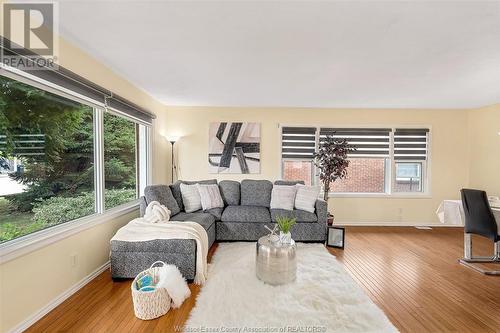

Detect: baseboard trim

[8,261,110,333]
[336,222,464,227]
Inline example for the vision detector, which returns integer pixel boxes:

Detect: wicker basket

[131,261,171,320]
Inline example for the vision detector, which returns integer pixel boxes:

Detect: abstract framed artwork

[208,122,260,174]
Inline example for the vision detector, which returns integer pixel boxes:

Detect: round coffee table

[255,236,297,285]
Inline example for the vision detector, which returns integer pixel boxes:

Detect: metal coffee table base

[256,236,297,285]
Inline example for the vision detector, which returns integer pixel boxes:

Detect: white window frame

[279,124,431,198]
[0,70,152,263]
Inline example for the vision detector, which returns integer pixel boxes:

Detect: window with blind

[280,125,430,194]
[393,128,429,192]
[320,128,392,193]
[281,127,316,185]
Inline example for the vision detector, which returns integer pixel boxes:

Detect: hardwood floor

[26,227,500,333]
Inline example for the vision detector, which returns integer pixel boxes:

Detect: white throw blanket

[111,218,209,284]
[144,201,171,223]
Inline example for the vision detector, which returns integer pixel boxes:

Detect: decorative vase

[280,231,292,245]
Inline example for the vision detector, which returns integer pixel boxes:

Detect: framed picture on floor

[327,226,345,249]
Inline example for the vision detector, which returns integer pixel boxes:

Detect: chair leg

[459,234,500,275]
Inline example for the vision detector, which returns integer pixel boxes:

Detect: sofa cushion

[240,179,273,207]
[219,180,240,206]
[274,180,305,186]
[205,207,223,221]
[170,211,216,231]
[217,221,326,241]
[270,209,318,223]
[170,179,218,211]
[144,185,180,216]
[221,206,271,223]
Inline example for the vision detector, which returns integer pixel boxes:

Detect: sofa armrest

[139,196,147,217]
[315,199,328,224]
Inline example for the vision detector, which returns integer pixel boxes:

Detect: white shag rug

[184,242,397,333]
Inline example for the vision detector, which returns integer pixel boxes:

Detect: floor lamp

[166,135,180,183]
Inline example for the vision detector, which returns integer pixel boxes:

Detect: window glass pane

[0,76,95,243]
[394,162,422,192]
[103,112,137,209]
[331,158,387,193]
[138,125,149,197]
[283,160,313,185]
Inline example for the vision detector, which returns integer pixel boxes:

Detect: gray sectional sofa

[110,179,327,280]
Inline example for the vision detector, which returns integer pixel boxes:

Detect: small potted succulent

[276,216,297,245]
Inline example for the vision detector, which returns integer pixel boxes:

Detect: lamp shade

[165,135,181,143]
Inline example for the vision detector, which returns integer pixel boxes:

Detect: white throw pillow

[180,183,202,213]
[270,185,297,211]
[295,184,320,213]
[197,184,224,211]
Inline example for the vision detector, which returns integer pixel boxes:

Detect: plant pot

[327,213,335,225]
[279,231,292,245]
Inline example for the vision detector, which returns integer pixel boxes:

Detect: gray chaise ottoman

[110,183,217,280]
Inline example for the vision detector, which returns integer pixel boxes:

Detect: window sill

[328,193,432,199]
[0,200,140,264]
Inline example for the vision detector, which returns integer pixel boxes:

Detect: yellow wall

[0,211,138,332]
[164,106,470,225]
[467,104,500,196]
[55,38,171,185]
[0,35,168,332]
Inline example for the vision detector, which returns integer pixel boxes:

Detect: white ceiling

[57,1,500,109]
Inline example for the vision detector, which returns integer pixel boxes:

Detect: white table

[437,200,500,225]
[436,200,464,225]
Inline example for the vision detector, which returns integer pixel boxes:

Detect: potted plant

[275,216,297,244]
[313,134,356,222]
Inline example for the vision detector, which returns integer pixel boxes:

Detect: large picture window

[0,74,151,244]
[280,125,429,196]
[330,158,388,193]
[104,112,138,209]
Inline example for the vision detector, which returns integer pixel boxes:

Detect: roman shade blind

[394,128,429,160]
[319,128,392,157]
[281,127,317,159]
[1,37,156,125]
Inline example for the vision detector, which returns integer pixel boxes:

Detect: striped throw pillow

[180,183,202,213]
[295,185,320,213]
[197,184,224,211]
[270,185,297,211]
